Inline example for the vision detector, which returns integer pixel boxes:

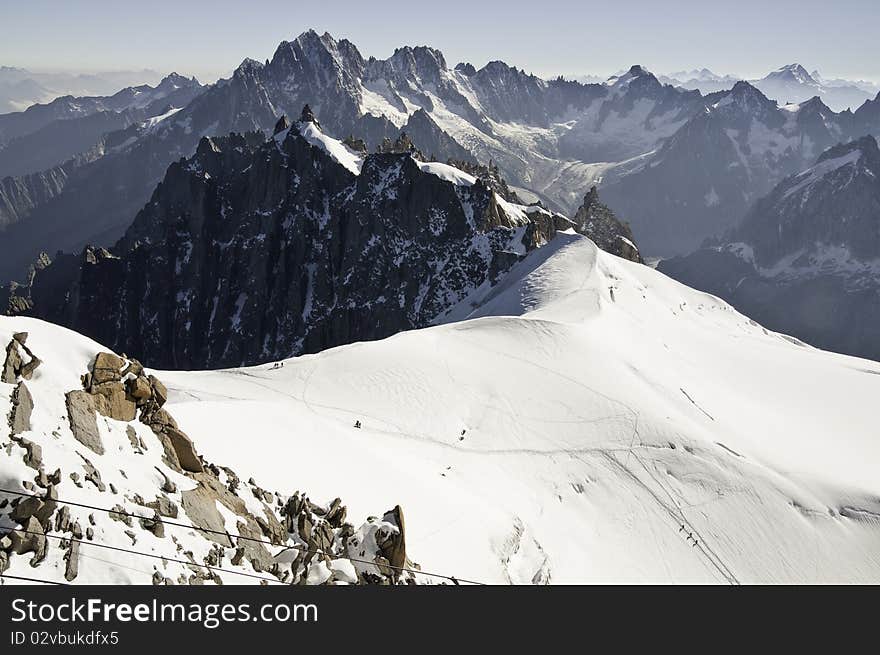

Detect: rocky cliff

[13,110,577,369]
[571,187,642,263]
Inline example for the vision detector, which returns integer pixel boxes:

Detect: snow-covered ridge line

[162,233,880,584]
[278,114,539,219]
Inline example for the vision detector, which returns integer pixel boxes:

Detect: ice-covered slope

[155,233,880,583]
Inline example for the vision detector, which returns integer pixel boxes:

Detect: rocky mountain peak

[798,95,833,114]
[607,64,653,87]
[720,80,777,116]
[155,71,199,90]
[816,133,879,166]
[16,120,562,369]
[767,63,816,85]
[195,135,222,156]
[268,30,365,83]
[299,104,319,126]
[572,186,642,263]
[370,45,449,86]
[232,58,265,83]
[273,114,290,135]
[455,62,477,76]
[475,60,545,86]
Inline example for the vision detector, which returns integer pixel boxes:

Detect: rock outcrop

[2,331,40,383]
[571,186,642,263]
[1,325,422,585]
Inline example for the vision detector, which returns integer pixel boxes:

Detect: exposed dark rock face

[734,136,880,264]
[660,136,880,361]
[18,118,546,369]
[571,187,642,263]
[398,109,474,164]
[0,158,81,230]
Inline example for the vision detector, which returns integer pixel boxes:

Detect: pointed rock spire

[300,104,319,127]
[273,115,290,136]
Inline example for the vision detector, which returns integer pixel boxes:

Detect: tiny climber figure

[459,429,466,441]
[354,420,362,429]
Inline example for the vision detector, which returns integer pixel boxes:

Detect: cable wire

[5,526,287,585]
[0,572,68,585]
[0,487,485,585]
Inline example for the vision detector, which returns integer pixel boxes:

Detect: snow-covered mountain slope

[145,233,880,584]
[0,320,418,585]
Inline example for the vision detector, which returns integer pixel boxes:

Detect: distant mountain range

[1,35,879,283]
[660,135,880,361]
[659,64,879,111]
[0,66,168,113]
[600,79,880,255]
[0,73,204,178]
[0,33,703,281]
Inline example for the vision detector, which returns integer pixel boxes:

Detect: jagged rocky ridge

[1,325,419,585]
[660,135,880,361]
[0,32,703,280]
[4,33,880,280]
[570,186,642,263]
[9,109,636,369]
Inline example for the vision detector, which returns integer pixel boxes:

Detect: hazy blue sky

[2,0,878,83]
